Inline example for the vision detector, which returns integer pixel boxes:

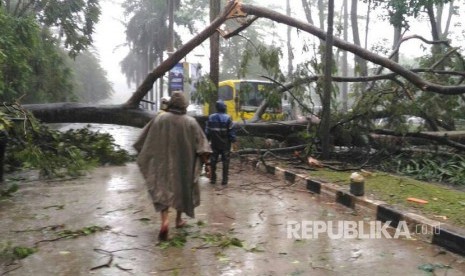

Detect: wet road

[1,124,464,275]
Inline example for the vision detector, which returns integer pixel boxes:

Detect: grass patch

[306,169,465,227]
[0,242,37,263]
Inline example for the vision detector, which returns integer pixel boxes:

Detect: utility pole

[209,0,221,114]
[167,0,175,97]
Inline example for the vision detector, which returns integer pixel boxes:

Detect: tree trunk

[24,102,308,140]
[341,0,349,112]
[301,0,315,25]
[24,102,465,151]
[209,0,221,115]
[392,25,402,63]
[426,4,442,57]
[364,0,371,49]
[317,0,325,31]
[350,0,367,76]
[168,0,174,54]
[320,0,335,159]
[286,0,293,76]
[443,1,454,37]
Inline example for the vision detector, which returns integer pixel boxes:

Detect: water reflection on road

[49,123,142,154]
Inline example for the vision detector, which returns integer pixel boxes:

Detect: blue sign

[169,63,184,93]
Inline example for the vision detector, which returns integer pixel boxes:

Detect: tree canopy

[0,1,111,104]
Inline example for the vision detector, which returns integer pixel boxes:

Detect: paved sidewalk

[1,160,465,275]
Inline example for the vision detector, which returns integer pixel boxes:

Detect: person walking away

[205,100,236,185]
[134,91,211,241]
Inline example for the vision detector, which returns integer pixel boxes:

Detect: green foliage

[0,9,40,101]
[0,8,77,103]
[158,230,188,249]
[240,44,285,82]
[0,242,37,262]
[390,153,465,186]
[0,111,13,132]
[12,246,37,259]
[1,4,109,104]
[198,232,243,248]
[370,0,453,28]
[36,0,101,57]
[3,104,132,178]
[190,77,217,105]
[57,225,110,238]
[418,263,451,273]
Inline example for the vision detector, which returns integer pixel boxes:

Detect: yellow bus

[203,79,285,122]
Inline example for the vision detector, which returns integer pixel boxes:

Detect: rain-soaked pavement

[1,124,465,275]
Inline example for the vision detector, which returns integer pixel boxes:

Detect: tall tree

[286,0,293,76]
[0,0,105,103]
[301,0,315,25]
[341,0,349,112]
[121,0,169,92]
[208,0,221,114]
[121,0,208,102]
[351,0,367,76]
[320,0,335,159]
[0,0,100,57]
[0,8,75,103]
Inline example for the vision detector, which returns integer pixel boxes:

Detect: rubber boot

[221,158,229,185]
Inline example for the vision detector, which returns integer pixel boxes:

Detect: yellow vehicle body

[203,79,283,122]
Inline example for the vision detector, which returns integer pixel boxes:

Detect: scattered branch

[374,129,465,151]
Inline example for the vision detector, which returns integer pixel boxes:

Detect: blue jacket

[205,112,236,150]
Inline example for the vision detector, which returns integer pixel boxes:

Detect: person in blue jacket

[205,100,236,185]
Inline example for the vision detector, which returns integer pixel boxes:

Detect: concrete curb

[242,157,465,256]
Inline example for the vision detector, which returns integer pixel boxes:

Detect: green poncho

[134,112,211,217]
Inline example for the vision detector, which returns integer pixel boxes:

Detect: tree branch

[240,4,465,95]
[373,129,465,151]
[222,16,259,39]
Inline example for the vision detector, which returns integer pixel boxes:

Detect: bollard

[350,172,365,196]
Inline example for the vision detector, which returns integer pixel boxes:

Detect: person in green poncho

[134,91,211,241]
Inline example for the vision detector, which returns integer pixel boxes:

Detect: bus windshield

[237,81,274,107]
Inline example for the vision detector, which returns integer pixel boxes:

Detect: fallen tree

[24,102,308,140]
[17,1,465,152]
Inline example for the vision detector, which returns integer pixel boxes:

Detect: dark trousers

[210,148,230,185]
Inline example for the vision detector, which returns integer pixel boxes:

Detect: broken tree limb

[24,102,465,151]
[24,102,308,140]
[373,129,465,151]
[25,103,154,128]
[236,144,307,155]
[239,4,465,95]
